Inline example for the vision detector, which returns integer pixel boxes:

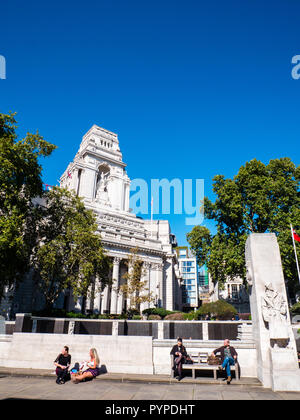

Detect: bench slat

[171,353,240,380]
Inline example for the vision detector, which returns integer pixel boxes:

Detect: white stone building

[59,124,182,314]
[209,275,250,313]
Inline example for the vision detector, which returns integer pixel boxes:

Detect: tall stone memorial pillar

[245,233,300,391]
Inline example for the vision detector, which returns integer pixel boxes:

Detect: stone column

[80,167,97,201]
[117,291,123,314]
[124,182,130,212]
[156,262,164,307]
[245,233,300,391]
[140,262,151,313]
[92,277,102,314]
[165,258,174,311]
[126,260,133,310]
[101,285,110,314]
[110,257,121,314]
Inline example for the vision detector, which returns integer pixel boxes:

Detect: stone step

[0,334,12,343]
[0,367,263,386]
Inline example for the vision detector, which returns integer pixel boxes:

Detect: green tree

[0,112,56,298]
[188,158,300,296]
[186,226,212,267]
[32,187,111,310]
[120,248,155,313]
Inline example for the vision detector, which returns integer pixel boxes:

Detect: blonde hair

[90,348,100,366]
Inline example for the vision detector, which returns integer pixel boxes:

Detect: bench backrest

[171,351,209,364]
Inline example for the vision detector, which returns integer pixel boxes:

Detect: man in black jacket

[170,338,187,381]
[211,339,237,384]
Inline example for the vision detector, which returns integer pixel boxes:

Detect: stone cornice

[102,238,166,257]
[81,146,127,168]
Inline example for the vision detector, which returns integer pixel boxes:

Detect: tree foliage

[186,226,212,268]
[0,112,56,298]
[187,158,300,296]
[120,248,155,312]
[32,187,111,309]
[197,300,237,320]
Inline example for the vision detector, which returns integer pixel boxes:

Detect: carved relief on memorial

[245,259,253,286]
[261,283,289,345]
[261,283,288,325]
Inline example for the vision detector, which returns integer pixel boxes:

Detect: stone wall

[0,314,257,378]
[0,333,154,374]
[11,313,250,341]
[0,333,257,377]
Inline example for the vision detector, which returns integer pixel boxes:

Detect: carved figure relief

[261,283,287,325]
[261,283,289,344]
[68,320,75,335]
[95,166,111,206]
[245,260,253,286]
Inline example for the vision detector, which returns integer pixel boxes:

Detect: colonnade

[86,256,164,314]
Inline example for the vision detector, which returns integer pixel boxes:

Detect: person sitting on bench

[211,339,237,384]
[170,337,187,381]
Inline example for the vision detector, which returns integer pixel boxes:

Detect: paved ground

[1,373,300,400]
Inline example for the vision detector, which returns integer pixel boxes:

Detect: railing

[12,313,252,341]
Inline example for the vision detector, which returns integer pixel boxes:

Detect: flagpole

[151,196,153,238]
[290,224,300,285]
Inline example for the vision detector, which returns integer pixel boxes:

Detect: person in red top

[71,348,100,384]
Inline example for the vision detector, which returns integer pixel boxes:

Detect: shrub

[32,308,68,318]
[183,312,198,320]
[66,312,86,319]
[148,314,162,320]
[133,315,142,320]
[197,300,237,320]
[290,302,300,315]
[142,307,173,319]
[164,312,185,320]
[127,308,140,317]
[97,314,111,319]
[238,313,251,320]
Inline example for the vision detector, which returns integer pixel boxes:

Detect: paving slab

[0,371,300,400]
[0,366,262,387]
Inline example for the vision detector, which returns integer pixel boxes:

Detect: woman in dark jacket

[170,338,187,381]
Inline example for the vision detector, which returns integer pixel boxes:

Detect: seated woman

[71,348,100,384]
[54,346,71,384]
[170,337,187,381]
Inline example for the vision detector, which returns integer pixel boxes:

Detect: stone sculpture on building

[0,124,182,316]
[59,124,182,314]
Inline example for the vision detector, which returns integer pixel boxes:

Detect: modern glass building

[198,264,210,304]
[177,248,199,310]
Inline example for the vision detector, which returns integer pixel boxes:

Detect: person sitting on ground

[71,348,101,384]
[211,338,238,384]
[54,345,71,384]
[170,337,187,381]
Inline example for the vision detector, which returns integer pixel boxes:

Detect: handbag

[185,355,194,365]
[207,355,222,365]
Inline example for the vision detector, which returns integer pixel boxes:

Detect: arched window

[95,163,110,198]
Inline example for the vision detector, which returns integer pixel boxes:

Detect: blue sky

[1,0,300,246]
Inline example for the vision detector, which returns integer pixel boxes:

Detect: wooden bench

[170,352,240,380]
